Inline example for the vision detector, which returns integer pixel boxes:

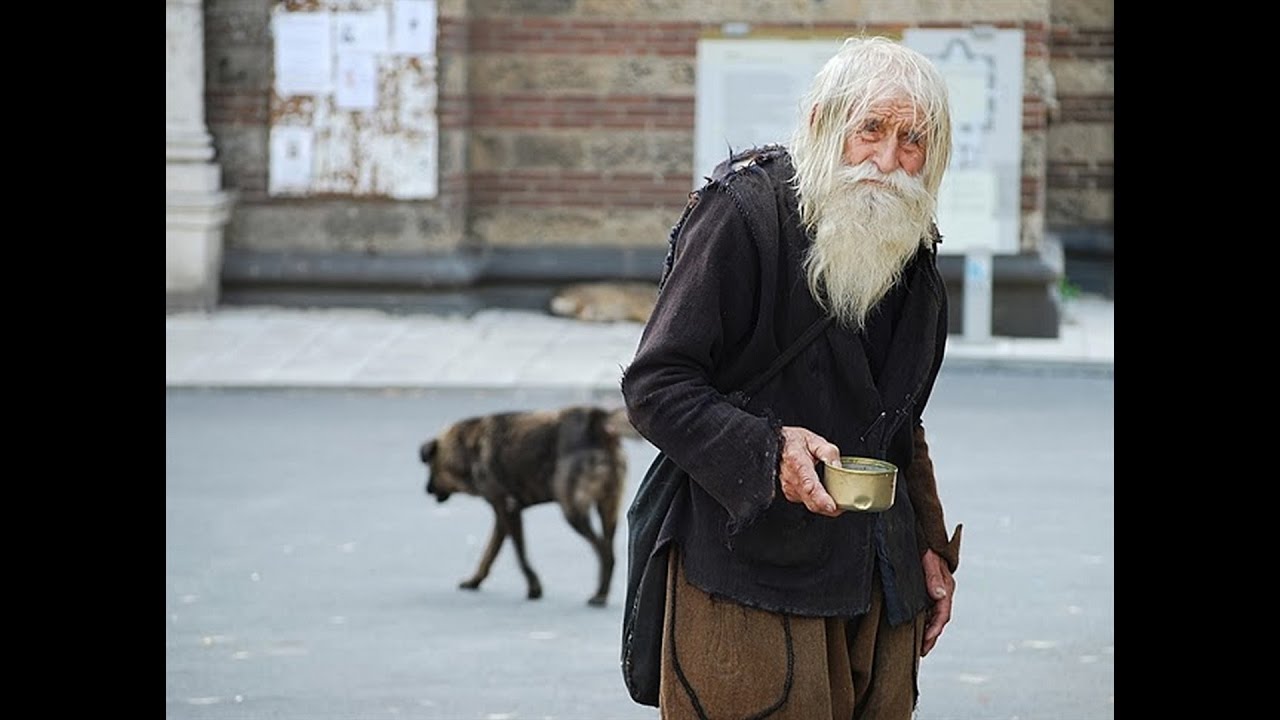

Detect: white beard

[803,163,935,330]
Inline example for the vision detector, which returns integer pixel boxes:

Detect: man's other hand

[920,548,955,657]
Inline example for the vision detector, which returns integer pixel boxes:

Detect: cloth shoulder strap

[736,315,834,404]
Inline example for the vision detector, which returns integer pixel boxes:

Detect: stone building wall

[196,0,1109,333]
[1046,0,1112,231]
[205,0,1061,256]
[1046,0,1112,295]
[463,0,1056,253]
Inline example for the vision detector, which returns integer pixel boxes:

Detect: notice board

[693,29,1026,254]
[268,0,439,199]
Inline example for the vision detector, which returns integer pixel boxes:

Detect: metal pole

[963,249,993,343]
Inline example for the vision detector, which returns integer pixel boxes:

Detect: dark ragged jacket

[621,146,961,624]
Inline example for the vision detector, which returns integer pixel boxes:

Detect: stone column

[167,0,232,312]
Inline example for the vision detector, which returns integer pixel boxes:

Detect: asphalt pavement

[167,379,1114,720]
[166,295,1115,719]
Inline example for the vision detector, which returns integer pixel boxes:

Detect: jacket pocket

[729,499,834,568]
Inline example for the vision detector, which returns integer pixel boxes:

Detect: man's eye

[903,130,925,146]
[860,120,882,134]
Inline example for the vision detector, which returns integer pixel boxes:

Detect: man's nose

[869,137,900,174]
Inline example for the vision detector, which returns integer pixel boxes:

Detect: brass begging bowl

[821,456,898,512]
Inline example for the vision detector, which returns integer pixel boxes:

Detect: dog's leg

[594,491,620,607]
[502,506,543,600]
[552,448,624,607]
[459,506,507,591]
[592,452,626,607]
[561,508,612,607]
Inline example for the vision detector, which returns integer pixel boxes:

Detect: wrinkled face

[841,98,927,177]
[419,438,466,502]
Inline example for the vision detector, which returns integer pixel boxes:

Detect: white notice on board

[693,39,843,183]
[269,126,315,195]
[273,12,332,97]
[392,0,436,55]
[335,10,389,54]
[385,134,438,199]
[335,53,378,111]
[936,168,999,250]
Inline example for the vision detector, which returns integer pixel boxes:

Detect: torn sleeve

[621,185,780,533]
[905,422,963,572]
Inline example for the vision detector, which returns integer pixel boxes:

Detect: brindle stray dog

[419,405,631,607]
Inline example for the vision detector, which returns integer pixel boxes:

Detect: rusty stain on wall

[270,95,317,125]
[269,0,439,199]
[282,0,323,11]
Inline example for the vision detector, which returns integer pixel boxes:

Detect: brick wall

[464,13,699,247]
[1046,0,1113,232]
[466,0,1055,251]
[202,0,1076,259]
[203,0,272,199]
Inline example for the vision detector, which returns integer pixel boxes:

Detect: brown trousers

[659,547,925,720]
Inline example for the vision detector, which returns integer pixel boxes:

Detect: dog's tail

[604,406,642,439]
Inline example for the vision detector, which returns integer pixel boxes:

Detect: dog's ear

[419,439,437,464]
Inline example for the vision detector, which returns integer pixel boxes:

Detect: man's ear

[419,439,437,464]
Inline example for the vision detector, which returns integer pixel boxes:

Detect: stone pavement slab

[166,295,1113,390]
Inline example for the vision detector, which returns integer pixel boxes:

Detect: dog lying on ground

[419,405,632,607]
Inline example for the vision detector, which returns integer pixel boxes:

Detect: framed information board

[268,1,439,200]
[693,30,1026,255]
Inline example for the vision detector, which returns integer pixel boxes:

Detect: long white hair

[789,35,953,235]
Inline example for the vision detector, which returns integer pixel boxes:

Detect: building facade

[169,0,1113,337]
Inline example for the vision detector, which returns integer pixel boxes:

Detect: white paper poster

[937,168,1000,250]
[386,133,438,199]
[269,126,315,195]
[941,63,990,133]
[334,10,388,54]
[335,53,379,110]
[392,0,436,55]
[903,28,1024,254]
[693,38,843,183]
[272,11,332,96]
